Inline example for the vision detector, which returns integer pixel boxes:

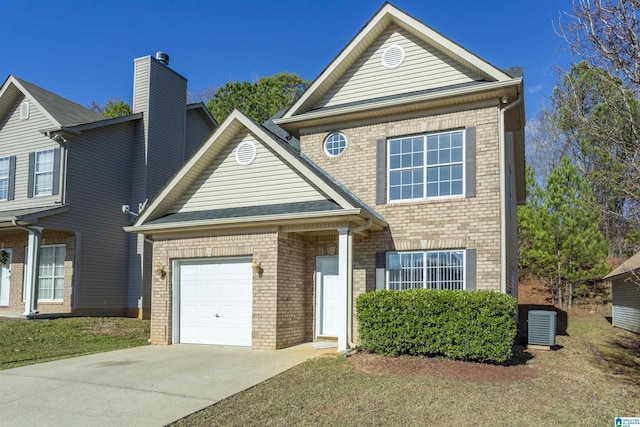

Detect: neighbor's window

[387,250,465,291]
[38,245,65,301]
[324,132,347,157]
[388,130,464,201]
[0,157,10,200]
[34,150,54,196]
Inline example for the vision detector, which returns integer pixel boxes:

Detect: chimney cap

[155,52,169,66]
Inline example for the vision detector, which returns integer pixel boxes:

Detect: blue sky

[0,0,576,119]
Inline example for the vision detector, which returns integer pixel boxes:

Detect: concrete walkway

[0,343,335,427]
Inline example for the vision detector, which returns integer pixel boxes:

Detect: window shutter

[376,139,386,205]
[52,148,61,196]
[466,248,477,291]
[7,156,16,201]
[27,152,35,198]
[375,252,386,290]
[465,127,476,198]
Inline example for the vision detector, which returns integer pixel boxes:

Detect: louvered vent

[235,141,257,166]
[382,45,405,69]
[528,310,557,347]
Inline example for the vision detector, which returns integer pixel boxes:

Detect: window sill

[387,195,466,205]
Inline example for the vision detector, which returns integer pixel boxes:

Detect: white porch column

[337,227,351,351]
[23,227,42,316]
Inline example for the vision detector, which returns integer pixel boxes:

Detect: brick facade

[0,229,75,314]
[300,106,503,291]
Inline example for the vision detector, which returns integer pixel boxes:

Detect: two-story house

[0,54,216,318]
[126,3,525,351]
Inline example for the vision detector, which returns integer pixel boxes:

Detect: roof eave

[275,79,522,133]
[125,208,385,234]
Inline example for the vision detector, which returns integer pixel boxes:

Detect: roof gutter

[499,92,522,295]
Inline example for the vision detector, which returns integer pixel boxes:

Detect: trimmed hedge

[356,289,517,363]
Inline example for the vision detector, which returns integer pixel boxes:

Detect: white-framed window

[324,132,347,157]
[388,130,464,202]
[38,245,65,301]
[34,149,55,196]
[0,157,10,200]
[387,250,465,291]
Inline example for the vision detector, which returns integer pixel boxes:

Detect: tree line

[521,0,640,308]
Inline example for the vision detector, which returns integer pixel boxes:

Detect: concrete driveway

[0,343,334,427]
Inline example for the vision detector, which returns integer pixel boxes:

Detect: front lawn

[172,313,639,426]
[0,317,150,370]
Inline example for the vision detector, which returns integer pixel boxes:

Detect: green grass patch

[172,313,639,426]
[0,317,150,370]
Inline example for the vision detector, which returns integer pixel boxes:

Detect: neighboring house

[126,3,525,350]
[0,54,216,318]
[604,253,640,334]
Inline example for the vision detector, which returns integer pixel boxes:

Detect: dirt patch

[348,351,538,383]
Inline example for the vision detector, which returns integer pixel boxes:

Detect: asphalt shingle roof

[14,77,105,127]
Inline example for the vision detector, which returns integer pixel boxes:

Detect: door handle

[215,314,220,318]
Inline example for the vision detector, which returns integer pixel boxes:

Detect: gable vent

[20,102,30,120]
[382,45,405,69]
[235,141,257,166]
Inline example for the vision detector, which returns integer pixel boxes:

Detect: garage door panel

[178,258,252,346]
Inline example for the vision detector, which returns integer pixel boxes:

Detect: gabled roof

[604,253,640,281]
[187,102,218,128]
[128,109,386,233]
[0,75,105,128]
[277,2,516,124]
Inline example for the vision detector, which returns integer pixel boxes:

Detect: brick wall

[300,106,503,292]
[0,229,75,314]
[150,231,280,349]
[275,232,306,348]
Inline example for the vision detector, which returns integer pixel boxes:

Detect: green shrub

[356,289,517,363]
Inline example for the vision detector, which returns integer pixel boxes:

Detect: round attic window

[324,132,347,157]
[235,141,257,165]
[382,45,405,69]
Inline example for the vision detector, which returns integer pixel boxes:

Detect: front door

[0,249,12,307]
[316,256,339,337]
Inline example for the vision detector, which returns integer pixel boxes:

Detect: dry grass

[0,317,150,370]
[172,313,639,427]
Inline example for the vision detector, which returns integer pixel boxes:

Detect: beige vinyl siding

[185,108,215,160]
[316,25,482,109]
[171,132,326,213]
[612,279,640,334]
[39,121,136,314]
[0,95,62,209]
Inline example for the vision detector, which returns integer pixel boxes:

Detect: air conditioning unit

[528,310,557,349]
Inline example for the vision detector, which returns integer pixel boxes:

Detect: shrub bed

[356,289,517,363]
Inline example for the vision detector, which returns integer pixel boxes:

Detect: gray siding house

[0,54,216,317]
[604,253,640,334]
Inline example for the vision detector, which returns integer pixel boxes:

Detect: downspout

[13,220,42,315]
[499,93,522,294]
[347,218,372,350]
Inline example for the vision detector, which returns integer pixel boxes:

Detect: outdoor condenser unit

[527,310,557,349]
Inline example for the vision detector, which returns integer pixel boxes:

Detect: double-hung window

[38,245,65,301]
[0,157,10,200]
[387,250,466,291]
[34,150,55,196]
[388,130,464,202]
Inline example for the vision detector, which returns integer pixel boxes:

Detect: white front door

[0,249,12,307]
[177,258,253,346]
[316,256,339,337]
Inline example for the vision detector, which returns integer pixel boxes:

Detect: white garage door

[178,258,252,346]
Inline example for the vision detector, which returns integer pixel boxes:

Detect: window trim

[323,132,347,157]
[0,157,11,201]
[37,244,66,302]
[33,149,55,197]
[387,129,466,203]
[386,249,467,291]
